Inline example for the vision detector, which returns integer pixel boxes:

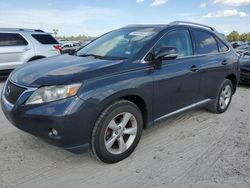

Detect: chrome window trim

[140,29,231,64]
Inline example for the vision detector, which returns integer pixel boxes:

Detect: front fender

[77,68,153,124]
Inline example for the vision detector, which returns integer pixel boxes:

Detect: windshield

[76,28,159,60]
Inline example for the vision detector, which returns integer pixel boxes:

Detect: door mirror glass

[155,47,178,61]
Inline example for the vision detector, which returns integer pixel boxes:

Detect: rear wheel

[207,79,233,113]
[91,100,143,163]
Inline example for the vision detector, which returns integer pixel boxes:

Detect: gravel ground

[0,80,249,188]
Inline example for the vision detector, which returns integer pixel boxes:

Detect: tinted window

[217,39,229,52]
[193,30,218,55]
[32,34,59,44]
[77,28,159,59]
[154,30,193,58]
[0,33,28,46]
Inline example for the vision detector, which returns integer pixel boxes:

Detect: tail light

[53,45,62,54]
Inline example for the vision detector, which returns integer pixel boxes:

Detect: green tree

[57,34,95,42]
[227,31,240,42]
[240,33,248,42]
[246,33,250,41]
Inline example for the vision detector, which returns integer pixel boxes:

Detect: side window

[154,30,193,58]
[217,39,229,52]
[0,33,28,46]
[31,34,59,44]
[193,30,218,55]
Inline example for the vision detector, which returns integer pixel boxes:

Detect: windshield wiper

[78,54,105,59]
[78,53,128,60]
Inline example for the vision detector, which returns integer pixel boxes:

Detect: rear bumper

[1,86,97,153]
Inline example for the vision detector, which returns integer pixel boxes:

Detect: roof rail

[0,28,44,32]
[169,21,217,32]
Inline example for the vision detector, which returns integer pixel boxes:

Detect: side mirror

[155,47,178,61]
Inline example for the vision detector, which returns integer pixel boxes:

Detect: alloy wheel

[104,112,137,155]
[219,85,232,110]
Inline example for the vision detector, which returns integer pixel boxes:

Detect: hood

[10,54,124,87]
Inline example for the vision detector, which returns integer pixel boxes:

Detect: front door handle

[190,65,199,72]
[221,60,228,65]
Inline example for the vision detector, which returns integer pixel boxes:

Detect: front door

[151,29,201,120]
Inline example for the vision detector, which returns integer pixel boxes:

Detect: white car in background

[0,28,61,73]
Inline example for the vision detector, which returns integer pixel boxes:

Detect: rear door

[151,29,201,120]
[0,32,31,70]
[191,29,231,100]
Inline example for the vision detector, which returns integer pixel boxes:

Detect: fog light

[49,128,58,136]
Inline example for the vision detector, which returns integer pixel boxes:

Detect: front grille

[4,81,26,104]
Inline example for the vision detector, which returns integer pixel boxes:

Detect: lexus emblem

[6,86,11,96]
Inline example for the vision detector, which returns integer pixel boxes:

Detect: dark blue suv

[1,21,240,163]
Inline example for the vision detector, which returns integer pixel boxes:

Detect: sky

[0,0,249,37]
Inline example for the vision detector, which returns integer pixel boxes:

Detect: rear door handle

[190,65,199,72]
[221,60,228,65]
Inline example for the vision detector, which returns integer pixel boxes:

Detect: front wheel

[91,100,143,163]
[207,79,233,114]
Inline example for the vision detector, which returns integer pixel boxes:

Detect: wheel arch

[121,95,148,129]
[225,74,237,94]
[93,90,151,129]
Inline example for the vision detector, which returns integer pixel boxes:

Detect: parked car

[0,28,61,73]
[57,38,69,45]
[1,21,240,163]
[61,41,91,54]
[239,53,250,84]
[61,42,80,54]
[230,41,242,49]
[235,45,250,55]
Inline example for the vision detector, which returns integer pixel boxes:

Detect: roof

[122,24,168,29]
[122,21,217,33]
[0,28,45,33]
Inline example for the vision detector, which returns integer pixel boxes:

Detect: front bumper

[1,82,97,153]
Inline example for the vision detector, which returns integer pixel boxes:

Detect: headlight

[25,83,82,105]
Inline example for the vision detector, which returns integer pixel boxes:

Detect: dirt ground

[0,80,249,188]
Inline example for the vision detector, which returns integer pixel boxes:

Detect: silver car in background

[0,28,61,72]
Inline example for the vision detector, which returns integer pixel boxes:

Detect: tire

[207,79,233,114]
[91,99,143,163]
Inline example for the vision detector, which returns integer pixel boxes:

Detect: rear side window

[217,39,229,52]
[32,34,59,44]
[154,30,193,58]
[0,33,28,46]
[193,30,218,55]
